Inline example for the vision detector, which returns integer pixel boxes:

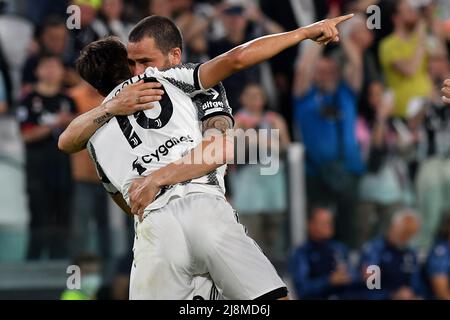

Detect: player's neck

[35,82,61,97]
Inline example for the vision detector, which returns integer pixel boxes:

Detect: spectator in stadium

[336,12,377,92]
[68,0,102,63]
[61,252,102,300]
[259,0,315,128]
[145,0,213,51]
[0,1,34,99]
[170,0,211,62]
[145,0,174,19]
[415,43,450,249]
[425,213,450,300]
[290,206,360,299]
[24,0,69,27]
[229,82,290,266]
[16,54,76,260]
[207,2,282,110]
[378,0,432,119]
[292,41,365,248]
[359,208,423,300]
[21,15,71,95]
[68,80,112,261]
[356,80,410,247]
[91,0,133,43]
[0,36,29,262]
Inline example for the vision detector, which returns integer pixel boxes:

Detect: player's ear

[169,47,182,65]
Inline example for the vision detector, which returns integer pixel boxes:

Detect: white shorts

[129,193,286,300]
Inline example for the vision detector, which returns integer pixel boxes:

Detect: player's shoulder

[155,63,203,95]
[159,62,200,72]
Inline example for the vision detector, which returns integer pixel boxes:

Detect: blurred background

[0,0,450,300]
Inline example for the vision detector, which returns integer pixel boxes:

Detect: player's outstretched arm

[58,81,164,154]
[128,115,234,217]
[443,79,450,105]
[199,14,354,90]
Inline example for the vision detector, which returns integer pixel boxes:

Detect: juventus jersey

[87,63,233,212]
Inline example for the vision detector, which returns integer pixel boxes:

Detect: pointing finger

[331,13,354,25]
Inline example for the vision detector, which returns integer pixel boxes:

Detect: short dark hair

[38,15,66,37]
[129,15,183,54]
[76,36,132,96]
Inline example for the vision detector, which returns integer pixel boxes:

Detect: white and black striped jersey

[87,63,233,211]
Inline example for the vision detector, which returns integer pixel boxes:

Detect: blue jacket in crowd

[424,240,450,299]
[359,237,423,299]
[290,239,360,299]
[293,82,365,177]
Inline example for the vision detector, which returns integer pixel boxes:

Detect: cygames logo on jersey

[132,134,194,174]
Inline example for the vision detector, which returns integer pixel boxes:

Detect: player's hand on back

[129,174,162,220]
[105,80,165,116]
[301,13,354,45]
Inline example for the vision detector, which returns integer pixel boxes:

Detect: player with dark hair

[60,14,353,300]
[76,36,132,97]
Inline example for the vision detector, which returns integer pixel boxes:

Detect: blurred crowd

[0,0,450,300]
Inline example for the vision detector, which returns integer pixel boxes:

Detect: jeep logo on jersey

[140,135,194,165]
[132,157,146,176]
